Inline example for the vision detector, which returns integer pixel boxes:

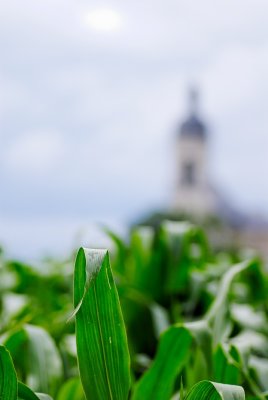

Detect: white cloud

[200,44,268,117]
[1,0,268,257]
[4,130,65,175]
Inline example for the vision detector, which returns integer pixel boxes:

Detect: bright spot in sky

[85,8,123,32]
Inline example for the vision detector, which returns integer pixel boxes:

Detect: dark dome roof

[180,113,206,139]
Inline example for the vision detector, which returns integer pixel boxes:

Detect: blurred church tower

[173,88,217,216]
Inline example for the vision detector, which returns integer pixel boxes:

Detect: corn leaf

[160,221,208,294]
[213,344,241,385]
[24,325,63,394]
[132,318,214,400]
[74,248,130,400]
[18,382,53,400]
[56,377,85,400]
[206,260,253,345]
[132,326,192,400]
[4,324,63,395]
[184,320,213,374]
[228,331,268,396]
[249,356,268,392]
[129,226,155,292]
[185,380,245,399]
[18,382,40,399]
[184,320,213,387]
[0,345,17,400]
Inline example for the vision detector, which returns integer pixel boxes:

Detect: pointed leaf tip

[74,247,130,400]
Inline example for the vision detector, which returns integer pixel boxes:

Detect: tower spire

[189,86,198,115]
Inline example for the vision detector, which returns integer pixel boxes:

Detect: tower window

[182,162,195,186]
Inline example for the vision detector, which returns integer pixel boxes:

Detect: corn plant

[0,220,267,399]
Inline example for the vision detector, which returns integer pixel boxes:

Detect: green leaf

[230,330,268,359]
[56,377,84,400]
[129,226,155,291]
[104,228,128,277]
[0,345,17,400]
[180,377,184,400]
[185,380,245,399]
[184,320,213,387]
[24,325,63,394]
[228,331,268,396]
[18,382,40,399]
[184,320,213,375]
[18,382,53,400]
[132,326,192,400]
[132,319,213,400]
[206,260,254,345]
[74,248,130,400]
[213,344,241,386]
[160,221,209,294]
[4,324,63,395]
[249,356,268,392]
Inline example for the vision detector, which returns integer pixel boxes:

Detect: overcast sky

[1,0,268,259]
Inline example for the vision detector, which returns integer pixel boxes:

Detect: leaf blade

[185,380,245,399]
[0,345,17,400]
[74,248,130,400]
[132,326,192,400]
[18,382,53,400]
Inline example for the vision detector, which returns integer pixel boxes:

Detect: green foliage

[4,324,63,394]
[73,248,130,400]
[0,220,267,399]
[18,382,53,400]
[56,377,84,400]
[185,380,245,399]
[132,326,192,400]
[0,345,17,399]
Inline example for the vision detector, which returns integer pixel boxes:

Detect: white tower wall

[172,90,217,216]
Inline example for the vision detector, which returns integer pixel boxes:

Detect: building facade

[173,89,217,216]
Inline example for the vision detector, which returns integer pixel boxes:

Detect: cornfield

[0,221,267,399]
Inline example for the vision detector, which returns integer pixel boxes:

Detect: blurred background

[1,0,268,260]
